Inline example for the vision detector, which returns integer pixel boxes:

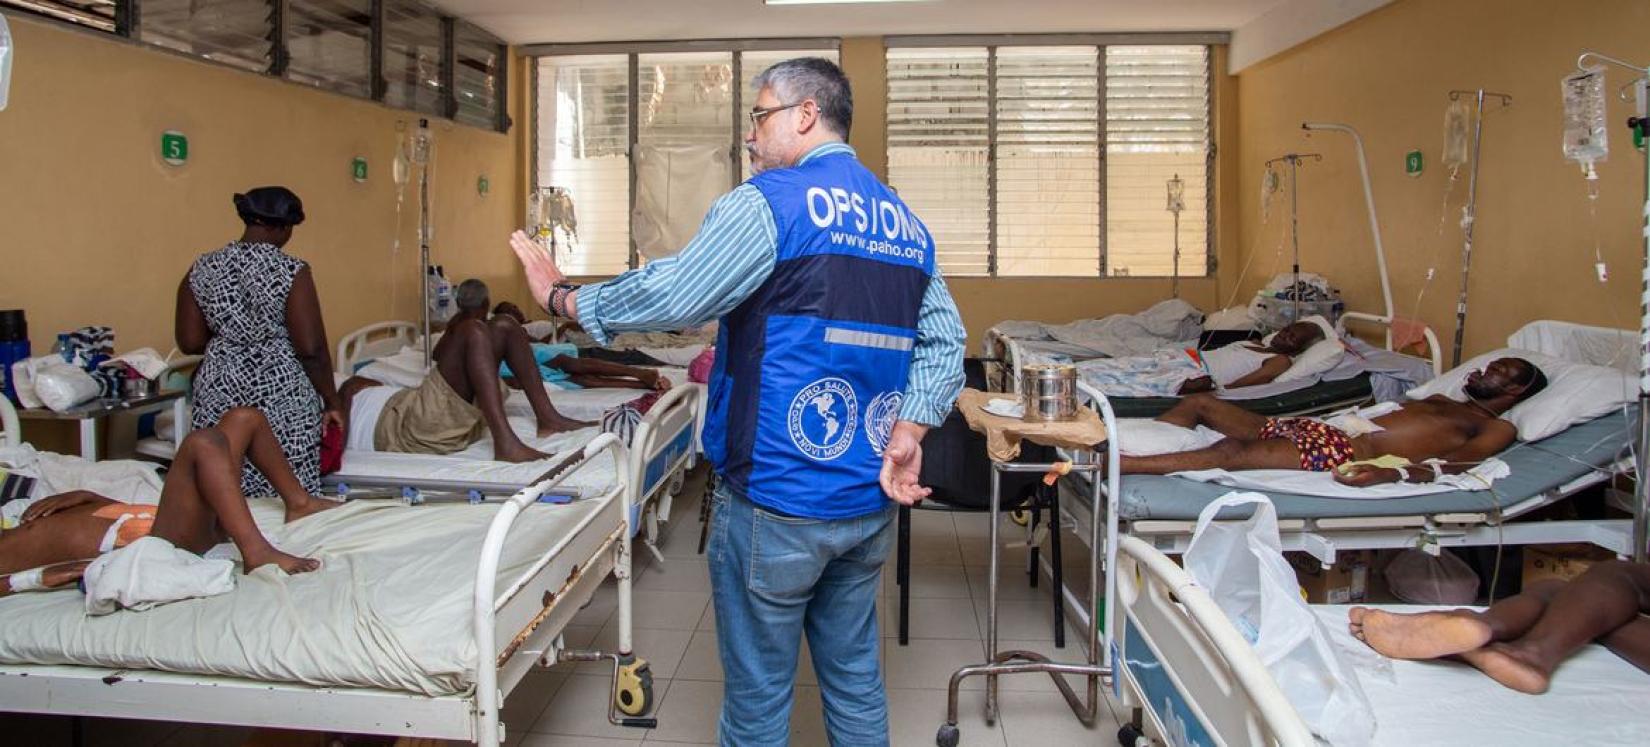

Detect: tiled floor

[3,466,1126,746]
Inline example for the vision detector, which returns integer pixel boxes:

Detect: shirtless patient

[1348,561,1650,694]
[1122,357,1548,484]
[339,280,591,463]
[490,301,675,389]
[0,407,336,596]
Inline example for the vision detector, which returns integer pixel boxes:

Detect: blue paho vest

[704,148,936,520]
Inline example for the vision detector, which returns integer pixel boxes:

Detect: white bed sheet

[0,496,614,696]
[1314,605,1650,745]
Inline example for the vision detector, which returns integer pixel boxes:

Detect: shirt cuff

[896,392,953,429]
[573,283,611,346]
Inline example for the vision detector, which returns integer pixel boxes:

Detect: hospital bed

[1039,321,1637,662]
[0,396,658,744]
[1111,534,1650,745]
[331,320,705,557]
[990,311,1443,419]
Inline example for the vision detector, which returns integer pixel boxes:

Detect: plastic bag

[9,354,60,409]
[35,361,100,412]
[1562,66,1609,172]
[1442,97,1470,171]
[1383,548,1479,605]
[1184,492,1377,746]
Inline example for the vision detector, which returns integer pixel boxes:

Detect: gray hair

[751,57,853,139]
[455,279,490,312]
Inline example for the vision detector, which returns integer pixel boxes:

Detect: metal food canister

[1020,364,1078,422]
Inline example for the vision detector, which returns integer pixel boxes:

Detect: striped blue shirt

[575,142,966,427]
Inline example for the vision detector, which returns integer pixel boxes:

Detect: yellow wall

[838,37,1237,351]
[0,15,532,361]
[1235,0,1649,360]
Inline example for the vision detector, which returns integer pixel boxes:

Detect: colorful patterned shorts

[1258,418,1355,472]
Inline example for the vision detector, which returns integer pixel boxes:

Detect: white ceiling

[431,0,1290,46]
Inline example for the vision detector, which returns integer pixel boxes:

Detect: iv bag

[1260,168,1279,217]
[1562,66,1608,170]
[0,13,12,112]
[1441,98,1470,170]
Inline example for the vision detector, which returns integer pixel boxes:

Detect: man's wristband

[548,283,581,318]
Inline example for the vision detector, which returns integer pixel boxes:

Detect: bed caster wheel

[936,723,960,747]
[667,471,685,496]
[1117,723,1146,746]
[1009,508,1031,527]
[615,655,654,716]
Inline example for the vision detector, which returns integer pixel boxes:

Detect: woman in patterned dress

[174,187,341,496]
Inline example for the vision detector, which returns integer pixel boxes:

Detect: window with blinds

[285,0,372,98]
[381,0,443,116]
[1105,45,1209,278]
[536,55,632,276]
[535,44,840,275]
[887,42,1210,278]
[452,21,503,130]
[140,0,273,73]
[886,47,990,275]
[1,0,116,32]
[740,49,840,179]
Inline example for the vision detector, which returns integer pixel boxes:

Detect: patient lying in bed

[339,280,593,463]
[1349,560,1650,693]
[1120,357,1547,483]
[0,408,336,595]
[1079,321,1325,397]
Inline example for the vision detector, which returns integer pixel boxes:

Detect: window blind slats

[887,47,990,275]
[1105,45,1209,277]
[995,46,1100,276]
[381,0,443,116]
[4,0,115,31]
[538,55,632,276]
[287,0,372,97]
[140,0,273,73]
[453,22,501,129]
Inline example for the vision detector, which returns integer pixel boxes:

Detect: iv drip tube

[1302,122,1395,346]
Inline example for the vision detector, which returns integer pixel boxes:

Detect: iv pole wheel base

[615,655,654,716]
[1117,724,1146,746]
[1009,508,1031,527]
[935,723,961,747]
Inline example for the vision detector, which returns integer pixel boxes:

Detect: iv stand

[1445,89,1513,369]
[1263,153,1322,322]
[1167,174,1185,298]
[1576,51,1649,563]
[415,119,433,368]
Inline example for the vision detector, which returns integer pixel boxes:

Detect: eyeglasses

[749,101,805,128]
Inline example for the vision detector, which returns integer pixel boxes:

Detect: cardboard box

[1288,550,1372,604]
[1522,543,1616,587]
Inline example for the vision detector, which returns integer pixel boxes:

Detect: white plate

[980,398,1023,419]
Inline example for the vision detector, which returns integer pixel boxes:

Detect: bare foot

[642,370,672,392]
[1356,608,1492,660]
[536,415,594,437]
[285,496,342,524]
[1459,643,1552,694]
[496,441,552,463]
[242,546,322,575]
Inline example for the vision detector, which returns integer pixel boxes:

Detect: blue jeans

[708,482,895,747]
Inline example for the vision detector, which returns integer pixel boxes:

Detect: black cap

[233,186,305,227]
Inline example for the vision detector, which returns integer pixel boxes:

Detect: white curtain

[631,143,730,260]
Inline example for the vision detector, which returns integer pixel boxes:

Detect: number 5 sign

[160,131,189,166]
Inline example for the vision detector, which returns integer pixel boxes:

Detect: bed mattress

[1105,373,1374,419]
[332,419,621,493]
[1111,410,1634,521]
[0,495,618,696]
[1314,605,1650,745]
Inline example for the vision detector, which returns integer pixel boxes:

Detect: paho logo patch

[864,391,903,457]
[788,377,858,461]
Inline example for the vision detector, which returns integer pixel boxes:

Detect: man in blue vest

[509,57,965,746]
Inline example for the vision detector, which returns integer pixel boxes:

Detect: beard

[1463,377,1498,400]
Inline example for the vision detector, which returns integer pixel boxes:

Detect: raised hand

[508,230,566,310]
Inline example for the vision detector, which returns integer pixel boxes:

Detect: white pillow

[1405,347,1633,441]
[1115,418,1223,456]
[1262,315,1344,383]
